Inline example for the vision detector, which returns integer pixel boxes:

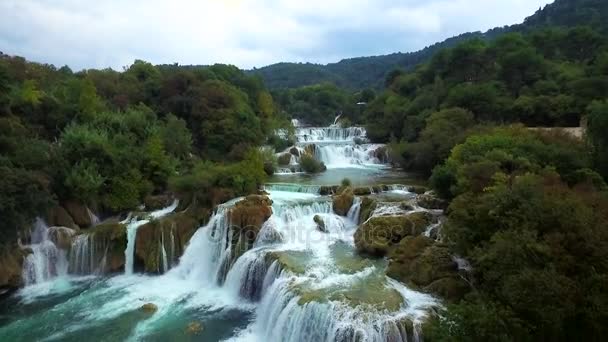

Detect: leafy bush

[299,154,326,174]
[341,178,352,187]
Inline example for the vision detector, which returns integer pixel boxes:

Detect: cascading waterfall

[296,127,367,143]
[263,183,321,194]
[21,219,69,285]
[314,144,385,168]
[124,200,179,275]
[68,234,108,275]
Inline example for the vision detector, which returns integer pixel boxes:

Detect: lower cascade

[3,184,440,341]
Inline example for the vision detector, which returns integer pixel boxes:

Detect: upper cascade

[295,126,367,144]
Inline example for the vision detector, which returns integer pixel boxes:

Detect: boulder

[277,153,292,166]
[48,226,76,250]
[229,195,273,240]
[46,206,78,230]
[289,147,300,156]
[387,236,469,301]
[140,303,158,314]
[64,200,93,228]
[333,187,354,216]
[372,146,388,162]
[354,212,434,257]
[0,245,26,290]
[353,187,372,196]
[263,161,275,176]
[88,222,128,273]
[144,194,174,211]
[313,215,326,233]
[358,197,377,223]
[186,322,204,335]
[408,186,428,195]
[417,192,448,210]
[319,185,339,195]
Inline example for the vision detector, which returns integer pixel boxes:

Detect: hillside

[251,0,607,90]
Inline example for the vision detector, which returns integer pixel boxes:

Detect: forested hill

[250,0,608,90]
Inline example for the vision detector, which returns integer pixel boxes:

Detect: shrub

[300,154,326,174]
[341,178,352,187]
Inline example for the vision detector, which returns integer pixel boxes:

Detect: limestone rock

[354,212,434,257]
[358,197,377,223]
[277,153,292,166]
[333,187,354,216]
[186,322,204,335]
[353,187,372,196]
[48,226,76,250]
[140,303,158,314]
[0,245,26,290]
[417,192,448,210]
[144,194,174,211]
[229,195,273,240]
[408,186,428,195]
[289,147,300,156]
[313,215,326,233]
[64,200,94,228]
[46,206,78,230]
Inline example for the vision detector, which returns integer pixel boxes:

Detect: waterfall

[295,126,366,143]
[170,199,240,284]
[160,229,169,274]
[21,219,69,285]
[68,234,108,275]
[347,197,362,224]
[124,200,178,275]
[263,183,321,194]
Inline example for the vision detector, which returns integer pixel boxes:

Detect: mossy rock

[354,212,434,257]
[140,303,158,314]
[144,194,174,211]
[186,322,204,335]
[294,276,404,312]
[48,226,76,250]
[229,195,273,239]
[0,245,25,289]
[277,153,292,166]
[319,185,339,196]
[424,277,470,301]
[387,236,467,300]
[408,186,428,195]
[333,187,354,216]
[358,197,377,223]
[417,192,448,210]
[313,215,326,233]
[265,250,311,274]
[353,187,372,196]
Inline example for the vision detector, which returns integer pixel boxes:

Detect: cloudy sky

[0,0,553,70]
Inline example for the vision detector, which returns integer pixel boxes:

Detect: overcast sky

[0,0,554,71]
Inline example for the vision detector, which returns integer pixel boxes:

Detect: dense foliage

[368,24,607,174]
[0,55,287,242]
[425,127,608,340]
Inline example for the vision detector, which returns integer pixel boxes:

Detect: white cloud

[0,0,553,70]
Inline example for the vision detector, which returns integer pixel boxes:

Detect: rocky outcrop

[333,187,354,216]
[408,186,428,195]
[144,194,174,211]
[277,153,292,166]
[0,244,27,292]
[136,204,211,273]
[64,200,94,228]
[46,206,78,230]
[229,195,273,240]
[86,222,128,273]
[353,187,372,196]
[313,215,326,233]
[387,236,469,301]
[417,192,448,210]
[186,322,204,335]
[319,185,339,196]
[48,226,76,250]
[354,212,434,256]
[140,303,158,314]
[289,147,300,156]
[358,197,378,223]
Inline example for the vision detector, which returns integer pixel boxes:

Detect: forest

[0,57,290,243]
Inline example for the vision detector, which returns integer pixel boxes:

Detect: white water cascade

[21,219,69,285]
[123,200,179,275]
